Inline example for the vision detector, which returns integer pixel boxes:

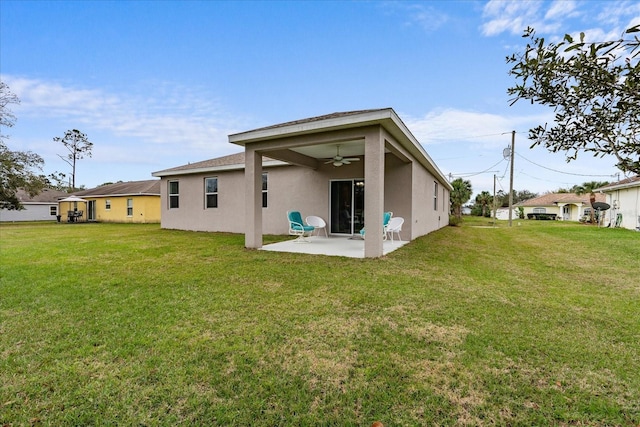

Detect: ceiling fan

[324,145,360,167]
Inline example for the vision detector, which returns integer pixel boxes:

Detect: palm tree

[573,181,609,225]
[450,178,472,220]
[475,191,493,217]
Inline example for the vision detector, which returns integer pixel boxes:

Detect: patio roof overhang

[229,108,448,258]
[229,108,451,191]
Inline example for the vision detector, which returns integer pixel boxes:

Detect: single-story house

[495,207,518,220]
[153,108,452,258]
[516,192,606,221]
[595,175,640,231]
[62,180,161,223]
[0,188,69,222]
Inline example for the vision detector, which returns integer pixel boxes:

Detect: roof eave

[228,109,452,190]
[152,159,289,177]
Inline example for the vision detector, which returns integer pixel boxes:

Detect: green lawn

[1,219,639,426]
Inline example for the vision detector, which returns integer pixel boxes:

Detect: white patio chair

[305,215,328,237]
[386,217,404,242]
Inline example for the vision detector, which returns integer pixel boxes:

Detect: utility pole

[508,130,515,227]
[493,174,497,220]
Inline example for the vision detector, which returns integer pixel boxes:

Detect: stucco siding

[603,187,640,230]
[0,204,58,222]
[94,196,160,223]
[384,155,413,238]
[411,162,448,237]
[158,154,449,238]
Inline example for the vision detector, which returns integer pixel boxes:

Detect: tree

[475,191,493,217]
[507,25,640,175]
[54,129,93,190]
[496,189,538,207]
[450,178,472,221]
[0,82,48,210]
[0,141,49,209]
[0,81,20,142]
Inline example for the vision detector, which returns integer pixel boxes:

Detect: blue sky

[2,0,639,197]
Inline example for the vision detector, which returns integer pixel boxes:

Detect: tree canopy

[450,178,472,220]
[507,25,640,175]
[0,82,48,210]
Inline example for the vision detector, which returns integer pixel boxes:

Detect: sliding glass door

[330,179,364,235]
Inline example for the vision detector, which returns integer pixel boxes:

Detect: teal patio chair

[359,211,393,240]
[287,210,315,242]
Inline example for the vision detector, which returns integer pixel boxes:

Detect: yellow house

[60,180,161,223]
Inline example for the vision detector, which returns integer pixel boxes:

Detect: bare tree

[0,81,20,142]
[54,129,93,190]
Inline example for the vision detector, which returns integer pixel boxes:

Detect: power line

[515,152,616,177]
[425,131,516,142]
[450,158,505,178]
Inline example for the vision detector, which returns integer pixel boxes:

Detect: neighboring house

[153,108,452,258]
[0,188,69,222]
[516,192,606,221]
[495,207,518,220]
[595,175,640,231]
[62,180,161,223]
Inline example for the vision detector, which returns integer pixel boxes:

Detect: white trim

[152,160,287,177]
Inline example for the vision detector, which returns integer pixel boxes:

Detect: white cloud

[481,0,543,36]
[482,0,640,39]
[402,108,551,149]
[2,75,244,151]
[596,1,640,27]
[380,2,449,32]
[544,0,578,20]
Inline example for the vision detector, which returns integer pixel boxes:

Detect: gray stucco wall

[0,204,58,222]
[158,152,448,238]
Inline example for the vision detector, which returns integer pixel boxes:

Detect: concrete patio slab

[259,235,408,258]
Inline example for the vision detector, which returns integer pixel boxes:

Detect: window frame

[205,177,218,209]
[105,199,111,210]
[126,198,133,217]
[433,181,438,211]
[262,173,268,208]
[168,180,179,209]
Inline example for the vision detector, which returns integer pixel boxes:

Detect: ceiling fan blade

[343,157,360,162]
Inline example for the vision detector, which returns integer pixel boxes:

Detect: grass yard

[1,218,639,426]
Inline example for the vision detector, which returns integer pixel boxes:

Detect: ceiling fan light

[333,161,342,167]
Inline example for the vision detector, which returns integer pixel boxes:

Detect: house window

[127,198,133,216]
[443,188,446,211]
[533,207,546,213]
[262,173,268,208]
[434,181,438,210]
[50,206,57,216]
[169,181,179,209]
[105,199,111,210]
[205,177,218,208]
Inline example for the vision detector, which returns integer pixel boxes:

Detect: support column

[245,148,262,249]
[364,127,385,258]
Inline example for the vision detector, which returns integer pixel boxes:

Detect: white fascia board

[151,159,288,178]
[597,181,640,192]
[229,110,395,145]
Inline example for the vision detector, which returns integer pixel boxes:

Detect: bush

[449,216,463,226]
